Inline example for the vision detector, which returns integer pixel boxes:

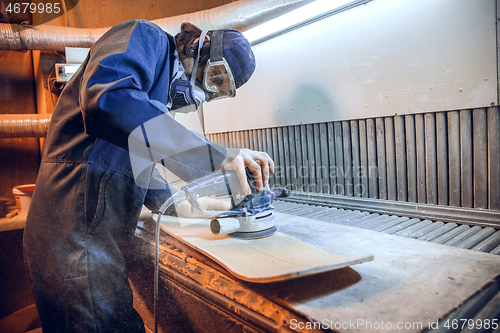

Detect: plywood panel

[448,111,461,207]
[282,127,291,190]
[244,131,250,150]
[266,129,275,188]
[376,118,387,200]
[300,125,310,191]
[214,107,497,211]
[460,110,474,208]
[350,121,361,197]
[425,113,437,204]
[306,124,316,192]
[366,118,379,199]
[275,127,285,187]
[257,129,264,154]
[294,126,304,191]
[436,112,449,205]
[385,118,397,201]
[394,116,407,201]
[342,121,353,196]
[334,122,345,195]
[358,120,369,198]
[235,131,242,149]
[286,126,297,191]
[488,107,500,210]
[415,114,427,203]
[405,115,417,203]
[473,109,488,208]
[319,123,329,194]
[327,122,337,195]
[313,124,322,193]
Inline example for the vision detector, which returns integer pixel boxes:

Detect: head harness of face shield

[168,29,243,112]
[168,30,212,113]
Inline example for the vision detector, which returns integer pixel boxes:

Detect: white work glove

[219,148,275,195]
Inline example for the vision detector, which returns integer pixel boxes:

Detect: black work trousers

[24,162,147,333]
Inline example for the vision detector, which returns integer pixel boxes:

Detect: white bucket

[12,184,35,218]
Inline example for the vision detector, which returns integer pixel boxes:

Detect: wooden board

[158,215,374,283]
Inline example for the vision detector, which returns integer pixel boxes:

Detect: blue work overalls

[23,20,226,332]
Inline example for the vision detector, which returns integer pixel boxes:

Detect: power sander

[154,169,289,333]
[158,168,290,239]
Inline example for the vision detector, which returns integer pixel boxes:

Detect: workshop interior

[1,0,500,332]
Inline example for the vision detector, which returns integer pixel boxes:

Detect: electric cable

[154,190,187,333]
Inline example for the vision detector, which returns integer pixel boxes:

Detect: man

[24,19,273,332]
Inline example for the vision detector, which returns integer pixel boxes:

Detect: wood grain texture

[342,121,353,196]
[473,109,488,209]
[366,118,379,199]
[436,112,449,205]
[425,113,437,204]
[319,123,330,194]
[327,122,337,195]
[448,111,461,207]
[460,110,473,208]
[385,117,397,201]
[359,120,369,198]
[405,115,417,203]
[334,122,345,195]
[350,121,361,197]
[376,118,387,200]
[415,114,427,203]
[159,216,373,283]
[488,107,500,210]
[394,116,407,202]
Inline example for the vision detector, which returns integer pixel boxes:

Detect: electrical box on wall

[55,64,80,82]
[55,47,90,82]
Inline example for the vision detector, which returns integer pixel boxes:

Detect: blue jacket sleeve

[80,20,226,181]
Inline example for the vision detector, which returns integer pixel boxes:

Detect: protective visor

[203,30,236,101]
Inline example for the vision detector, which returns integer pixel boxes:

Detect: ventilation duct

[0,0,315,138]
[0,114,52,138]
[0,0,315,51]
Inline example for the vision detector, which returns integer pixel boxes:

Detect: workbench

[133,201,500,333]
[0,215,26,232]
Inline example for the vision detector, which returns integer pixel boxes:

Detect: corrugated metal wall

[207,107,500,211]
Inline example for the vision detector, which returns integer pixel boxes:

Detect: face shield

[202,30,237,101]
[168,30,211,112]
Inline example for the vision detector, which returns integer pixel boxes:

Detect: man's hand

[219,148,275,195]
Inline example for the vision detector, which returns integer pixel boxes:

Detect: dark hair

[174,30,211,66]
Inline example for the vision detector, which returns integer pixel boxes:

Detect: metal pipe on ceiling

[0,0,315,138]
[0,0,315,52]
